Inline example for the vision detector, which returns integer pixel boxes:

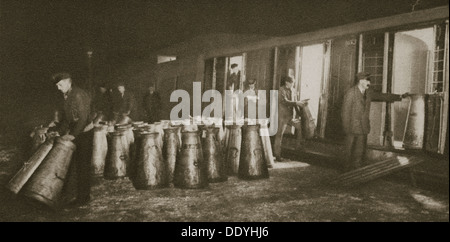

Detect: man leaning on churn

[52,72,94,207]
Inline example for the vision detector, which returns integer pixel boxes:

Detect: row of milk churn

[5,117,274,208]
[92,118,273,190]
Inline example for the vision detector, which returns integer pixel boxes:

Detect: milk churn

[238,124,269,180]
[125,124,135,173]
[116,124,134,148]
[130,125,146,178]
[259,120,275,168]
[300,103,316,139]
[133,132,167,189]
[22,137,76,208]
[104,130,128,179]
[403,94,425,149]
[216,122,226,149]
[203,126,227,183]
[163,127,180,187]
[197,124,207,148]
[205,118,225,148]
[174,130,208,189]
[91,125,108,176]
[171,124,183,148]
[155,122,164,148]
[182,123,202,148]
[115,124,134,177]
[6,138,55,194]
[147,123,163,148]
[225,125,242,175]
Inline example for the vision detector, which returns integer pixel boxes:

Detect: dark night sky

[1,0,448,94]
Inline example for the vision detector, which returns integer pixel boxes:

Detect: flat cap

[247,78,256,85]
[52,72,71,84]
[356,71,371,80]
[282,76,294,84]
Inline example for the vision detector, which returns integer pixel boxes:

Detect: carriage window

[361,33,385,92]
[157,55,177,64]
[392,28,434,95]
[430,23,447,93]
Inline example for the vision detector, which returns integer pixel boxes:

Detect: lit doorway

[227,55,244,91]
[298,44,325,126]
[392,27,434,148]
[203,54,244,118]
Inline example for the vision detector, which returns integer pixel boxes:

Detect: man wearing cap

[111,81,137,123]
[228,63,241,91]
[52,72,94,207]
[243,78,259,120]
[143,83,161,124]
[341,71,409,172]
[273,76,308,162]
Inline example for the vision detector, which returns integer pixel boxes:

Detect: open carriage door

[274,45,298,134]
[443,21,449,156]
[244,48,275,119]
[391,24,448,153]
[296,42,331,138]
[325,36,358,141]
[424,21,449,154]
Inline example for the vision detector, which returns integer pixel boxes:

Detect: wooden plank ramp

[330,156,424,187]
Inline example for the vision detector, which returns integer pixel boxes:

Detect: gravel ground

[0,139,448,222]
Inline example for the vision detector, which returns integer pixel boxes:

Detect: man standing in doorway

[273,76,307,162]
[52,72,94,207]
[342,71,408,172]
[143,83,161,124]
[228,63,241,91]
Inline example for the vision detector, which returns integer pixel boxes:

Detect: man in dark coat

[92,82,112,121]
[53,72,94,207]
[111,81,137,123]
[341,71,408,172]
[273,76,307,162]
[143,84,161,124]
[228,63,241,91]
